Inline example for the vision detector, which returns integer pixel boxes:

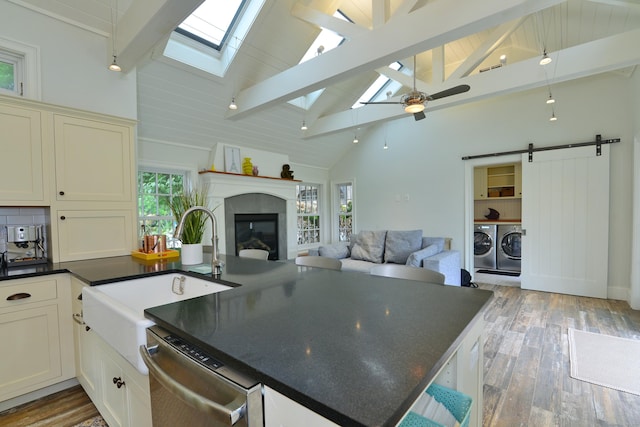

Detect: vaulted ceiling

[16,0,640,168]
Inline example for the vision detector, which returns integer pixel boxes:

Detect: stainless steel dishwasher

[140,325,263,427]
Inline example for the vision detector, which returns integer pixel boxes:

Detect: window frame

[175,0,248,51]
[137,167,189,248]
[296,183,322,249]
[0,36,39,99]
[334,181,354,243]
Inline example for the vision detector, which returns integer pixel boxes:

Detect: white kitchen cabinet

[53,115,134,203]
[0,102,48,204]
[0,274,74,402]
[49,111,137,262]
[56,209,135,262]
[72,278,152,427]
[473,166,487,199]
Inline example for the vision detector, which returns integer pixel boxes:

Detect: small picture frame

[225,147,241,173]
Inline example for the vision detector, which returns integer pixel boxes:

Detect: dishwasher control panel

[164,334,224,371]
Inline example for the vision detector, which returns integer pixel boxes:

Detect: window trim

[296,182,322,249]
[175,0,248,51]
[333,180,354,243]
[0,36,41,99]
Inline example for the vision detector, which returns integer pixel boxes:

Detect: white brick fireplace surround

[199,172,298,260]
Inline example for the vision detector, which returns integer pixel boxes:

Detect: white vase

[180,243,203,265]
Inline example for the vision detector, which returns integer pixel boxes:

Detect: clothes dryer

[497,224,522,272]
[474,224,497,269]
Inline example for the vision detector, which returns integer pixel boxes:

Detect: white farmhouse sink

[83,273,230,375]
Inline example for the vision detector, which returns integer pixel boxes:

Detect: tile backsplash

[0,207,48,227]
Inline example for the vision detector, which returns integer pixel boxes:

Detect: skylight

[352,62,403,109]
[176,0,247,50]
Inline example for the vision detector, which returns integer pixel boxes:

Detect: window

[351,61,403,109]
[336,183,353,242]
[138,169,186,247]
[0,49,22,96]
[175,0,247,50]
[296,184,321,245]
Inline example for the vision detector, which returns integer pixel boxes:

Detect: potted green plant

[170,186,209,264]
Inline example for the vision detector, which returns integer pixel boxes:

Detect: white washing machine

[497,224,522,272]
[474,224,497,270]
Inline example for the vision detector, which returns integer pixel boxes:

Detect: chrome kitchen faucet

[174,206,223,276]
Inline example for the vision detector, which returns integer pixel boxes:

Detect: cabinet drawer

[0,279,58,310]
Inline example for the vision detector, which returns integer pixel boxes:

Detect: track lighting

[383,141,388,150]
[108,55,121,72]
[228,97,237,110]
[540,50,552,65]
[352,136,358,144]
[546,93,555,104]
[108,0,121,72]
[301,120,307,131]
[499,54,507,65]
[549,111,557,121]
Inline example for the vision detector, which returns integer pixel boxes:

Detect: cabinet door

[0,104,46,203]
[514,162,522,198]
[0,305,61,401]
[54,115,133,202]
[473,167,487,199]
[99,349,127,427]
[56,210,134,261]
[71,278,99,399]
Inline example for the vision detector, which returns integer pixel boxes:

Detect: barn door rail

[461,134,620,162]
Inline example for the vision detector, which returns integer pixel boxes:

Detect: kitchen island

[1,254,492,426]
[142,256,492,426]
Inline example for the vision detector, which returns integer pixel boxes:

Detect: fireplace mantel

[199,171,298,260]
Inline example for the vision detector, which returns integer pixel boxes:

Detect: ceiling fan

[360,56,470,121]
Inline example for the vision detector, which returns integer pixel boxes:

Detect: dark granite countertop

[0,254,493,426]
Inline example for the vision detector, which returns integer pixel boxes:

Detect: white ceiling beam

[112,0,204,72]
[291,3,368,38]
[448,17,527,80]
[372,0,391,28]
[390,0,421,19]
[227,0,565,120]
[305,28,640,137]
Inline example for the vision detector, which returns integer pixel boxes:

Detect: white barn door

[521,145,610,298]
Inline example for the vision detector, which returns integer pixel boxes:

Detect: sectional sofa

[308,230,461,286]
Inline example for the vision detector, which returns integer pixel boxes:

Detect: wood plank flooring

[0,385,100,427]
[480,282,640,427]
[2,282,640,427]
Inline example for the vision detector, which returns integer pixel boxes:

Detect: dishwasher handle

[139,345,247,425]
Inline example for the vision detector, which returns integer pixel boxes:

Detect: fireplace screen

[234,213,278,260]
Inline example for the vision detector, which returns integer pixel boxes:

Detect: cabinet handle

[60,216,66,220]
[59,191,65,196]
[85,325,91,332]
[6,292,31,301]
[113,377,125,389]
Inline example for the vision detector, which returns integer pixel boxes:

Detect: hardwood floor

[480,282,640,427]
[2,282,640,427]
[0,385,100,427]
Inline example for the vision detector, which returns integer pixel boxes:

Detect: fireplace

[234,213,278,260]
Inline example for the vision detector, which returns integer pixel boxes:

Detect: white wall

[331,72,635,294]
[0,2,137,119]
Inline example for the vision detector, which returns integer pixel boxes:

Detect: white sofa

[309,230,461,286]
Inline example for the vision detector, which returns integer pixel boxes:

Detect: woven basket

[399,383,473,427]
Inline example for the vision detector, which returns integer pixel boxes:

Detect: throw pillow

[318,243,350,259]
[421,237,445,252]
[384,230,423,264]
[350,230,387,263]
[406,244,440,267]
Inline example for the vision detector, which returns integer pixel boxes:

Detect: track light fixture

[352,136,358,144]
[108,0,121,72]
[549,111,557,121]
[109,56,121,72]
[540,50,552,65]
[301,120,307,131]
[228,97,237,110]
[546,93,555,104]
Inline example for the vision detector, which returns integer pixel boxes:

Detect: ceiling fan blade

[360,101,402,105]
[413,111,426,121]
[427,84,470,101]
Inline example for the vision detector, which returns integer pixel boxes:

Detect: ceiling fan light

[404,103,425,114]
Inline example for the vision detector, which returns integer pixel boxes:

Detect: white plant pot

[180,243,203,265]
